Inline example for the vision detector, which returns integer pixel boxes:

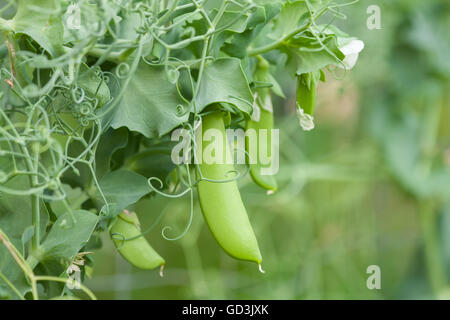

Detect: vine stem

[417,90,446,298]
[34,276,97,300]
[247,4,333,57]
[1,229,97,300]
[248,24,310,56]
[0,17,13,32]
[18,144,41,253]
[0,270,25,300]
[419,201,447,297]
[0,230,38,299]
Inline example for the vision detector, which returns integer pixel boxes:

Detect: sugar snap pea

[246,58,278,192]
[110,210,165,274]
[197,111,263,268]
[296,72,319,116]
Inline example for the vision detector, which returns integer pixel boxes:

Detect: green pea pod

[296,72,318,116]
[246,58,278,192]
[246,104,278,192]
[197,112,263,268]
[110,211,165,274]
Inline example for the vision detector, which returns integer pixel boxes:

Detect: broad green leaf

[282,34,345,75]
[268,0,309,40]
[210,10,250,55]
[12,0,63,56]
[124,142,177,183]
[216,10,249,33]
[196,58,253,114]
[97,170,151,215]
[50,184,89,218]
[40,210,98,263]
[95,127,129,179]
[267,73,285,98]
[223,4,280,58]
[110,62,189,139]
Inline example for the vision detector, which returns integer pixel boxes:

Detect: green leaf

[282,34,345,75]
[216,10,249,33]
[222,4,279,58]
[110,62,189,138]
[210,10,250,55]
[267,73,285,98]
[40,210,98,263]
[196,58,253,115]
[95,127,129,179]
[97,170,151,215]
[0,176,48,298]
[0,175,48,298]
[12,0,63,56]
[124,142,177,183]
[76,64,111,108]
[50,184,89,218]
[268,0,309,40]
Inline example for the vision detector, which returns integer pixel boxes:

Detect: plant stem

[0,17,13,32]
[34,276,97,300]
[419,201,447,297]
[418,91,446,298]
[248,24,310,56]
[0,270,25,300]
[0,230,38,299]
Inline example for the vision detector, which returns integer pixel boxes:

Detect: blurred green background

[84,0,450,299]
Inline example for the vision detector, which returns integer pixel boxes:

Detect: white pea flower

[338,39,365,70]
[296,106,315,131]
[67,263,80,275]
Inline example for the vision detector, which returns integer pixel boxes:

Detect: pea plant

[0,0,362,300]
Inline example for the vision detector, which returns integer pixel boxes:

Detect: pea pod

[197,112,263,267]
[296,72,318,116]
[246,58,278,192]
[110,210,165,274]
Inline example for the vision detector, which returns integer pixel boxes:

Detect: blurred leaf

[12,0,63,56]
[268,0,309,40]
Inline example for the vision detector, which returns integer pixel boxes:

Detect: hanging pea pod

[197,111,263,268]
[296,71,324,131]
[246,57,278,193]
[296,73,317,116]
[110,210,165,275]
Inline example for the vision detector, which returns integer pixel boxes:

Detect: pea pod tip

[258,264,265,274]
[160,264,165,278]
